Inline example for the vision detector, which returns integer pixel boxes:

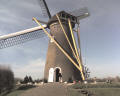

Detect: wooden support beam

[56,14,78,65]
[68,18,85,80]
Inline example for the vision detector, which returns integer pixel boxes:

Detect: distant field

[3,83,120,96]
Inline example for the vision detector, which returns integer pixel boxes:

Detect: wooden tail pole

[68,18,85,80]
[77,24,84,70]
[68,19,81,66]
[33,17,85,81]
[56,14,85,80]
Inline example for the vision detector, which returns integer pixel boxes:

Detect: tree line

[20,76,44,84]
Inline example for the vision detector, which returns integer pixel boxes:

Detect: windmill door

[48,68,54,82]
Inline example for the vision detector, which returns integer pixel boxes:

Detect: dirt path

[20,83,69,96]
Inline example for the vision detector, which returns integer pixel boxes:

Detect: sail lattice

[0,30,46,49]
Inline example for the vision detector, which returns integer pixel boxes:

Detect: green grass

[68,83,120,96]
[68,88,120,96]
[3,83,120,96]
[67,89,87,96]
[88,88,120,96]
[0,85,36,96]
[6,90,25,96]
[71,82,120,89]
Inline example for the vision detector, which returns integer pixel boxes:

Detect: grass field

[0,85,36,96]
[89,88,120,96]
[68,88,120,96]
[3,83,120,96]
[5,90,25,96]
[68,83,120,96]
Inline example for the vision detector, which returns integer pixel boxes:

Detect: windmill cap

[47,11,77,28]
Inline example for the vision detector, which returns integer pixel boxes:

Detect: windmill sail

[39,0,51,18]
[69,7,89,22]
[0,25,47,49]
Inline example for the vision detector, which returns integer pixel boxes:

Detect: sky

[0,0,120,79]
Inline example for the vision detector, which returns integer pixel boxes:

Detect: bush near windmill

[0,65,14,94]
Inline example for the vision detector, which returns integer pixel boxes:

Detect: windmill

[0,0,90,83]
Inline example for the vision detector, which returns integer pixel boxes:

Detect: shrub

[0,65,14,94]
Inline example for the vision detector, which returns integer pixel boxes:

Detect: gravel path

[20,83,69,96]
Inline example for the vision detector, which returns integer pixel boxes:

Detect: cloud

[14,58,45,79]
